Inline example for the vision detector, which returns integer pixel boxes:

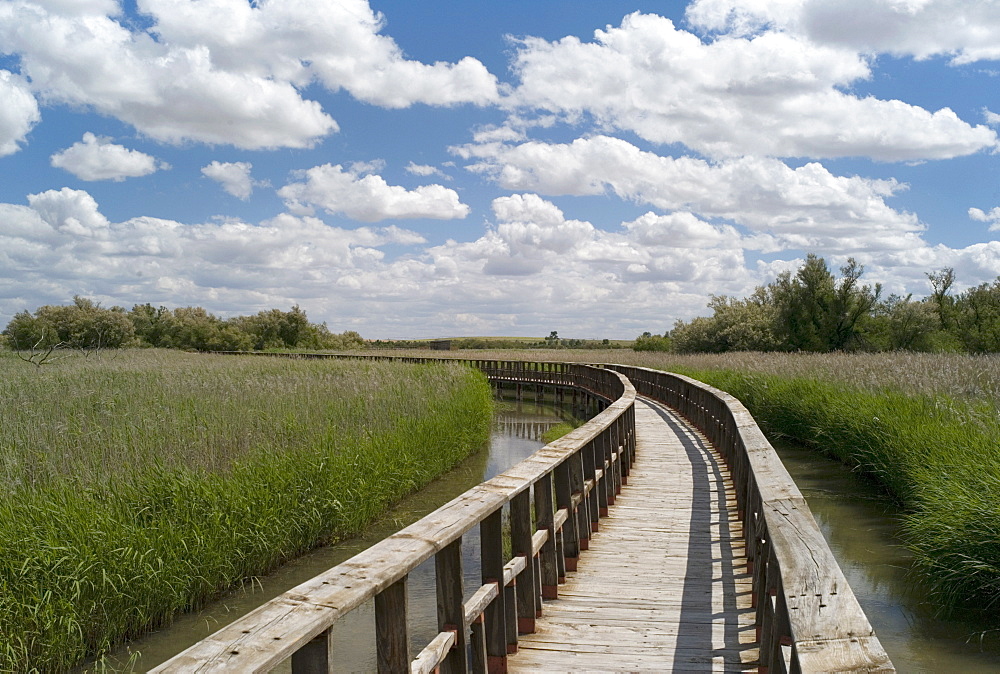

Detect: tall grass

[0,351,493,672]
[414,349,1000,614]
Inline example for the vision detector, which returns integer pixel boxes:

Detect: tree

[633,332,672,352]
[952,280,1000,353]
[4,296,135,352]
[772,255,879,351]
[927,267,956,330]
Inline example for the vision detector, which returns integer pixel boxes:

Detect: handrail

[607,364,894,673]
[154,358,636,673]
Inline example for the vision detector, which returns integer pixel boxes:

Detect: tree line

[638,255,1000,353]
[2,297,364,354]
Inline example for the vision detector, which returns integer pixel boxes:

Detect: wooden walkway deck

[510,397,759,672]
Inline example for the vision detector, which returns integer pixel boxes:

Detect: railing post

[510,490,537,634]
[582,440,600,531]
[569,450,590,551]
[555,460,579,571]
[436,537,468,674]
[480,509,508,673]
[290,629,332,673]
[375,577,409,674]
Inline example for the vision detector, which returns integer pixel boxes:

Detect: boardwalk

[511,397,759,672]
[157,357,891,673]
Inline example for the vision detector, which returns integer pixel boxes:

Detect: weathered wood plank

[510,398,759,672]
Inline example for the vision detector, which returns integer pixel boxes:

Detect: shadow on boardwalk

[510,397,758,672]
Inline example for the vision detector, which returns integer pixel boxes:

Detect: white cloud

[0,188,428,319]
[26,187,110,237]
[687,0,1000,64]
[509,12,996,160]
[201,161,261,200]
[0,188,997,338]
[406,162,451,180]
[279,163,471,222]
[985,108,1000,126]
[0,0,498,149]
[0,70,40,156]
[456,134,924,253]
[969,206,1000,231]
[50,133,166,181]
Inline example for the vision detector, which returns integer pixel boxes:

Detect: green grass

[0,350,493,672]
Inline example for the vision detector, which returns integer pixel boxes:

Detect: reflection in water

[773,442,1000,674]
[96,401,561,672]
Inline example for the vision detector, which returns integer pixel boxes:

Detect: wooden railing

[154,359,636,673]
[607,364,894,673]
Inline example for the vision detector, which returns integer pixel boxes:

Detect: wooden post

[555,460,579,571]
[582,440,600,531]
[510,490,537,634]
[436,537,468,674]
[570,450,590,552]
[534,472,558,599]
[375,577,409,674]
[470,614,488,673]
[480,510,508,673]
[290,629,332,673]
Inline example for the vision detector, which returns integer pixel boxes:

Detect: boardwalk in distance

[511,397,759,672]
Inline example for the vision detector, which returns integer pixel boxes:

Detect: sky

[1,0,1000,339]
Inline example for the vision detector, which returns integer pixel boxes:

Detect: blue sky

[1,0,999,338]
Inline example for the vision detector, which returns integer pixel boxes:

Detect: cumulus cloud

[456,134,924,253]
[201,161,263,200]
[0,70,40,156]
[0,187,428,319]
[279,163,471,222]
[969,206,1000,231]
[686,0,1000,64]
[50,133,166,181]
[26,187,110,237]
[406,162,451,180]
[0,188,998,337]
[508,12,996,160]
[0,0,498,149]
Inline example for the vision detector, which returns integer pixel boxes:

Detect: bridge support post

[511,490,537,634]
[555,461,579,572]
[570,451,590,552]
[582,440,600,531]
[481,510,508,673]
[375,577,409,674]
[435,538,468,674]
[290,629,332,673]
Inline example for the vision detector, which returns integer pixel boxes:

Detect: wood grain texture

[510,398,759,673]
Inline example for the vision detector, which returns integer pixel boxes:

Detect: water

[94,401,562,672]
[773,442,1000,673]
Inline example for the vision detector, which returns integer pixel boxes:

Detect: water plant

[0,350,493,672]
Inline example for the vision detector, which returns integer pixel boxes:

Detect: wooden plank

[510,398,759,672]
[411,630,457,674]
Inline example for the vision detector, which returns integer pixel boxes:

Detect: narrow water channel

[773,442,1000,673]
[94,400,565,672]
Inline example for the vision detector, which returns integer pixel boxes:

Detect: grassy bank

[0,351,493,672]
[412,349,1000,614]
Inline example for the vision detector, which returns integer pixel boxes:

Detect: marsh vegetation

[0,350,493,672]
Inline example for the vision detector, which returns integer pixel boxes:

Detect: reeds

[0,351,493,672]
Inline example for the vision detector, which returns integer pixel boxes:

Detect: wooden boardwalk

[510,397,759,672]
